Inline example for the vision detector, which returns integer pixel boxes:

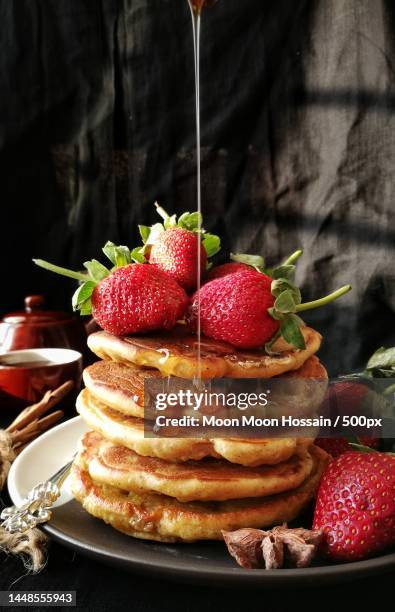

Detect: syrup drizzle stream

[188,0,203,381]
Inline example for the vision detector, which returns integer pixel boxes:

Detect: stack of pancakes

[70,325,330,543]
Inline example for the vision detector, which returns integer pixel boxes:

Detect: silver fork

[0,455,75,534]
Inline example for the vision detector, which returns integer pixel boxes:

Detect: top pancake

[87,325,322,379]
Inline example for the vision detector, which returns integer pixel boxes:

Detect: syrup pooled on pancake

[87,325,322,379]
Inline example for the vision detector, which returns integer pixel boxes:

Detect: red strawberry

[316,382,380,456]
[149,227,207,292]
[190,270,279,349]
[323,381,369,416]
[207,262,252,281]
[91,263,188,335]
[313,451,395,561]
[316,437,379,458]
[135,205,221,292]
[34,243,188,336]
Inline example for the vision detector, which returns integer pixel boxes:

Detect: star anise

[222,524,323,570]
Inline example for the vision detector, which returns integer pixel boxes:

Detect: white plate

[8,416,88,508]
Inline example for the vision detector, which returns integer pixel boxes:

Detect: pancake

[83,355,327,420]
[81,431,314,502]
[76,388,315,466]
[87,325,322,379]
[70,441,329,542]
[83,361,158,419]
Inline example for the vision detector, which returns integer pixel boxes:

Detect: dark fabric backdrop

[2,0,395,374]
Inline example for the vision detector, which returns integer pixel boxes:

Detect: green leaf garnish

[366,347,395,371]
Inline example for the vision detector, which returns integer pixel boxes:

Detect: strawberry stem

[33,259,89,282]
[282,249,303,266]
[295,285,351,313]
[154,201,169,222]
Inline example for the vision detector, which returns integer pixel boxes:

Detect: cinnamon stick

[12,411,64,450]
[7,381,73,433]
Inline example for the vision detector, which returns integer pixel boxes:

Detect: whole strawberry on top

[313,450,395,561]
[192,269,279,349]
[34,242,188,335]
[190,250,351,350]
[133,203,220,292]
[207,253,265,281]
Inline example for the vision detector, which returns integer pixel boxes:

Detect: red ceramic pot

[0,295,88,359]
[0,348,82,411]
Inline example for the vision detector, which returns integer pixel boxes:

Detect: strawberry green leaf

[178,211,202,232]
[203,234,221,258]
[164,214,177,229]
[230,253,265,271]
[280,315,306,349]
[264,330,282,355]
[271,278,301,301]
[83,259,110,283]
[154,202,176,227]
[102,242,131,267]
[145,223,165,245]
[274,289,298,314]
[272,265,296,281]
[138,225,151,244]
[130,247,146,264]
[72,281,96,313]
[267,306,284,321]
[33,259,89,282]
[79,298,93,316]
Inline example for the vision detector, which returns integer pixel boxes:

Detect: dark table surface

[0,540,394,612]
[1,490,394,612]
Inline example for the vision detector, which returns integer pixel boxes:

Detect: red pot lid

[2,296,75,326]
